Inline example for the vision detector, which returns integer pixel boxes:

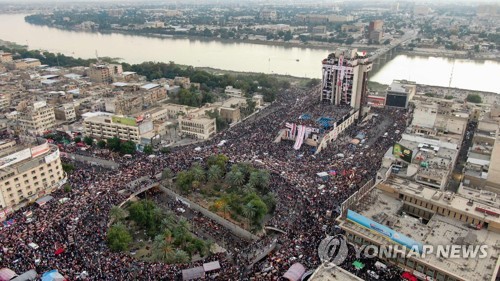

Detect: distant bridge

[368,32,418,75]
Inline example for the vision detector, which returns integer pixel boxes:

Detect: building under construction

[320,49,372,109]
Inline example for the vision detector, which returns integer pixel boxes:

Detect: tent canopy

[182,266,205,281]
[316,172,328,177]
[11,269,37,281]
[283,263,306,281]
[36,196,54,206]
[41,270,65,281]
[0,268,17,281]
[203,261,220,272]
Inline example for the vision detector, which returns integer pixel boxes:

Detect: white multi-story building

[320,49,372,109]
[83,115,154,144]
[17,101,56,135]
[0,139,65,220]
[179,117,216,140]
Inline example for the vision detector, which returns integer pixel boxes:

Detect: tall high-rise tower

[320,49,372,109]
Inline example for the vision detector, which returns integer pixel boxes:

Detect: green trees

[207,165,223,182]
[143,145,153,155]
[61,163,75,174]
[109,206,127,222]
[225,170,245,187]
[206,154,228,172]
[83,136,94,146]
[97,140,107,149]
[105,137,136,154]
[107,223,132,252]
[162,168,173,180]
[73,137,82,143]
[127,200,163,237]
[191,164,206,182]
[248,170,270,192]
[466,94,482,104]
[121,140,136,155]
[176,171,195,194]
[106,137,121,151]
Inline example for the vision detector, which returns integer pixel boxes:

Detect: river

[0,14,498,93]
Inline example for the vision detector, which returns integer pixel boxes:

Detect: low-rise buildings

[54,103,77,123]
[88,63,123,84]
[385,80,416,109]
[7,58,41,70]
[179,117,216,140]
[337,178,500,281]
[0,52,13,63]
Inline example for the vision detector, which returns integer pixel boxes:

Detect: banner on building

[31,142,50,158]
[0,148,32,169]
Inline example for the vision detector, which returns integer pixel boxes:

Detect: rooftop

[141,83,160,90]
[309,263,364,281]
[344,182,500,281]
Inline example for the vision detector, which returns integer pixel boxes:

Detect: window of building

[14,177,19,182]
[426,268,435,277]
[436,272,445,281]
[23,174,27,178]
[5,181,9,185]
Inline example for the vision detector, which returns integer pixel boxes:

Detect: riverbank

[417,84,500,104]
[400,48,500,62]
[24,20,375,52]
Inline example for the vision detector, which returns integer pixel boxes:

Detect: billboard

[347,210,423,253]
[112,116,137,126]
[45,150,60,164]
[392,143,413,163]
[31,142,50,158]
[0,148,32,169]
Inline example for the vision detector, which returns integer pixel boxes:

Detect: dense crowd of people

[0,85,412,280]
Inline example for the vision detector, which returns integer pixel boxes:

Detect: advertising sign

[0,148,32,169]
[347,210,423,253]
[392,143,413,163]
[44,150,60,164]
[31,142,50,158]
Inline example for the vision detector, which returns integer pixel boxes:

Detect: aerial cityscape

[0,1,499,281]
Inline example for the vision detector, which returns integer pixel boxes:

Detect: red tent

[401,272,417,281]
[54,248,65,255]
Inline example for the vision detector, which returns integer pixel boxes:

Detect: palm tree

[174,249,190,263]
[161,168,173,180]
[178,217,191,232]
[222,202,231,220]
[191,164,206,182]
[242,203,256,228]
[152,232,175,263]
[226,170,245,187]
[161,211,176,230]
[207,165,223,182]
[109,206,126,222]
